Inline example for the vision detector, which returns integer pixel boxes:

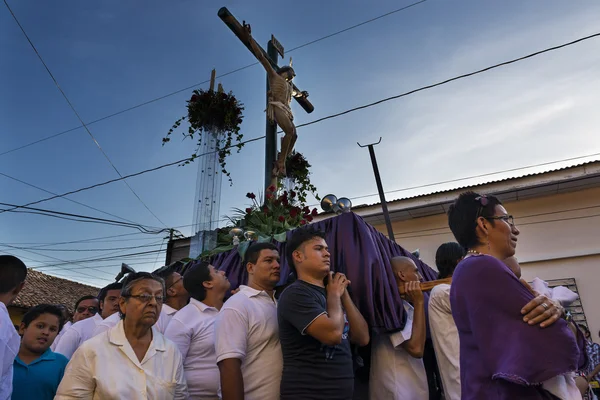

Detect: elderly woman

[447,191,586,399]
[55,272,188,399]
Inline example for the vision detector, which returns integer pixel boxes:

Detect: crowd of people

[0,190,599,399]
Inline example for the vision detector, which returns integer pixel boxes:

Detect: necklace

[466,249,484,256]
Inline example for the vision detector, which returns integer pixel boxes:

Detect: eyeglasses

[126,294,164,304]
[76,306,98,314]
[485,215,515,226]
[167,277,182,290]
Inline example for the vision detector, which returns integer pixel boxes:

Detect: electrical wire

[2,30,598,218]
[0,171,143,225]
[4,241,165,253]
[3,0,168,228]
[0,0,428,157]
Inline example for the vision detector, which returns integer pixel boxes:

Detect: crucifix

[218,7,314,191]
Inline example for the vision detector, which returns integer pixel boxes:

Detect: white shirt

[54,313,103,359]
[428,284,461,400]
[51,321,73,352]
[0,302,20,400]
[55,319,187,400]
[214,285,282,400]
[164,298,220,399]
[369,302,429,400]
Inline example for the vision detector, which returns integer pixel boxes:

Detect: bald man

[369,256,429,399]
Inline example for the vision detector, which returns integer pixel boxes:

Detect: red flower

[300,220,307,225]
[303,206,310,213]
[311,208,319,216]
[262,206,269,214]
[289,208,299,218]
[245,208,252,214]
[246,192,256,199]
[305,215,313,222]
[266,193,273,200]
[190,94,199,102]
[290,190,296,198]
[267,185,276,193]
[281,197,289,206]
[278,216,285,222]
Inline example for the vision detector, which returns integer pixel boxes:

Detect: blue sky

[2,0,600,287]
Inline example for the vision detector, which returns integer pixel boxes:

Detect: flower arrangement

[162,89,244,185]
[283,151,319,203]
[235,185,319,241]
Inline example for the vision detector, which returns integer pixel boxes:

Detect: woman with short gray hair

[56,272,188,399]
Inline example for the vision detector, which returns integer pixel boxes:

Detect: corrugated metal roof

[352,159,600,210]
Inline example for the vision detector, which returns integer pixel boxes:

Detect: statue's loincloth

[266,101,293,124]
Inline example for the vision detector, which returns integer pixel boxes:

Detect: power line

[2,231,163,247]
[4,241,164,253]
[32,248,168,269]
[0,0,427,157]
[3,30,599,218]
[0,171,143,225]
[0,202,163,233]
[3,0,168,228]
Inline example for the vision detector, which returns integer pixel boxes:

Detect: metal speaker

[336,197,352,213]
[244,230,257,241]
[321,194,338,213]
[229,227,244,237]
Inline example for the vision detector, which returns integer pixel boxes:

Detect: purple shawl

[203,212,437,333]
[450,254,586,399]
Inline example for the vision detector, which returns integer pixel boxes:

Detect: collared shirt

[55,319,187,400]
[214,285,282,400]
[54,313,103,359]
[12,348,69,400]
[428,283,461,400]
[50,321,72,352]
[164,298,220,399]
[93,307,172,338]
[370,302,429,400]
[0,302,20,400]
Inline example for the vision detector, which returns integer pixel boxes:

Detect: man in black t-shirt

[278,227,370,400]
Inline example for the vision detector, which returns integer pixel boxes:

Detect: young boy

[12,304,69,400]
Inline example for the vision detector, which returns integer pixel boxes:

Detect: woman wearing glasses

[447,191,587,399]
[55,272,188,399]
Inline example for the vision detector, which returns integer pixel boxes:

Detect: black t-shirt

[277,280,354,400]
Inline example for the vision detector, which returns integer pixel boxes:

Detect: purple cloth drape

[189,212,437,333]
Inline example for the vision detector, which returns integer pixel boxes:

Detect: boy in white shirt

[165,261,230,399]
[370,256,429,400]
[0,255,27,400]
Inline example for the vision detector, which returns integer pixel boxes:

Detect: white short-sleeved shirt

[51,321,73,352]
[164,298,220,399]
[54,313,103,359]
[428,284,461,400]
[369,302,429,400]
[55,320,187,400]
[214,285,282,400]
[0,302,20,400]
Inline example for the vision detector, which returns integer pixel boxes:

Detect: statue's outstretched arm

[243,23,275,76]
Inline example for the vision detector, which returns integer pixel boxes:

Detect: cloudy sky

[2,0,599,287]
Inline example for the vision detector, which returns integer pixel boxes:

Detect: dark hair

[277,66,295,77]
[74,295,98,311]
[0,255,27,294]
[152,265,176,287]
[22,304,65,331]
[97,282,123,303]
[286,227,326,272]
[243,243,278,270]
[447,191,503,249]
[183,261,212,301]
[435,242,466,279]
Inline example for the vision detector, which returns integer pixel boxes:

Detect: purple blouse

[450,254,586,399]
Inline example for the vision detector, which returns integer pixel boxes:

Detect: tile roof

[11,269,100,314]
[352,159,600,210]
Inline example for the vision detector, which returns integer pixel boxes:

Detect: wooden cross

[218,7,314,193]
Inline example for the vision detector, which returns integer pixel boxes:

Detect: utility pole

[358,138,395,241]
